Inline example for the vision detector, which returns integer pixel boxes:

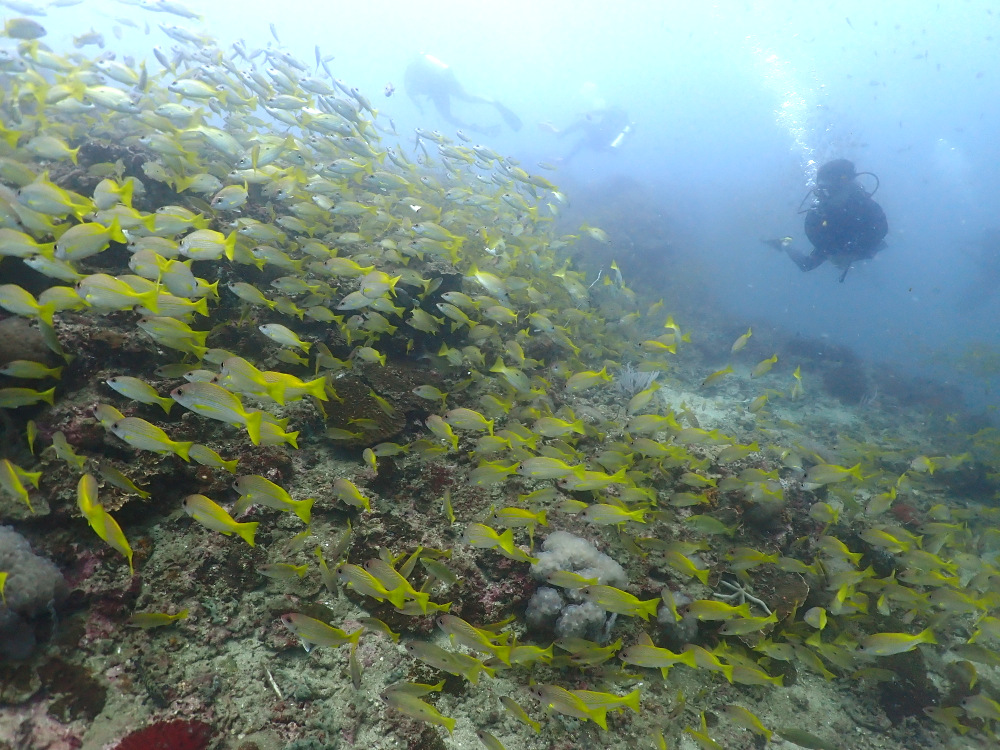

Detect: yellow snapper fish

[209,184,248,211]
[109,416,193,461]
[804,463,864,486]
[363,560,431,613]
[565,366,612,392]
[500,695,542,733]
[436,614,512,664]
[77,273,160,313]
[701,365,735,388]
[259,322,311,352]
[0,458,40,512]
[54,218,127,261]
[527,684,607,729]
[443,407,494,435]
[331,478,372,511]
[403,640,495,684]
[381,690,456,734]
[25,135,78,163]
[128,609,189,629]
[23,254,84,283]
[93,403,125,430]
[280,613,361,651]
[188,444,238,473]
[425,414,459,449]
[49,431,86,470]
[0,228,56,259]
[335,562,408,609]
[92,177,134,210]
[0,385,56,408]
[0,284,58,326]
[516,456,584,480]
[579,503,646,526]
[178,228,238,260]
[461,522,537,563]
[475,730,507,750]
[105,375,173,414]
[578,584,660,620]
[619,632,698,677]
[750,354,778,378]
[856,629,937,657]
[231,475,314,524]
[169,382,266,445]
[83,503,134,574]
[731,327,752,352]
[96,462,151,499]
[137,317,209,358]
[216,357,326,405]
[182,493,258,546]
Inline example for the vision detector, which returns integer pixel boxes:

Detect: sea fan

[113,719,214,750]
[612,362,659,398]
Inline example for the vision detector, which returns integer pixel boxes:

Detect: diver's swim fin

[493,102,522,131]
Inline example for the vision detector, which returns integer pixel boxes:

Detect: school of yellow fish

[1,3,1000,749]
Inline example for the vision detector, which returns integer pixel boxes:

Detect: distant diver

[544,105,634,164]
[765,159,888,282]
[404,53,522,134]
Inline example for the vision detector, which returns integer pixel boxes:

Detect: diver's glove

[761,237,794,251]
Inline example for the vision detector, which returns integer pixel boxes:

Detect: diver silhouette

[404,54,522,135]
[765,159,888,282]
[548,105,634,164]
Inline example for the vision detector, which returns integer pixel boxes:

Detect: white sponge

[529,530,627,588]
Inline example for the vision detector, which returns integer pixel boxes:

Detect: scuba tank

[610,123,632,149]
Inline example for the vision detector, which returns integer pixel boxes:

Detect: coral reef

[0,525,68,660]
[0,7,996,750]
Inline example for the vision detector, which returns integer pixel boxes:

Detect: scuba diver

[404,53,522,134]
[545,105,634,163]
[765,159,888,282]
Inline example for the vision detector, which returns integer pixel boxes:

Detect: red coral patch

[113,719,214,750]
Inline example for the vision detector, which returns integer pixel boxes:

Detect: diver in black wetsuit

[403,53,522,135]
[550,106,634,163]
[766,159,888,282]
